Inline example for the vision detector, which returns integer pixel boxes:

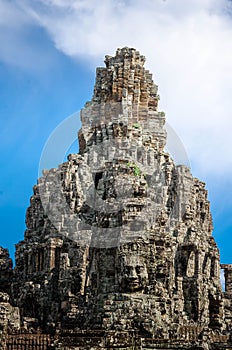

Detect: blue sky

[0,0,232,264]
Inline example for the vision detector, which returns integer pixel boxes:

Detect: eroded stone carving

[117,243,149,293]
[0,47,231,349]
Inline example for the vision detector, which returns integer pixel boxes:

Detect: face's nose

[129,267,137,279]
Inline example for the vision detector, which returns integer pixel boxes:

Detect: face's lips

[128,280,140,290]
[129,280,139,285]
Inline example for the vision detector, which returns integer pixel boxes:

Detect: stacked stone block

[0,48,231,349]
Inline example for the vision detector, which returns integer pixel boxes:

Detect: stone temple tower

[1,48,232,349]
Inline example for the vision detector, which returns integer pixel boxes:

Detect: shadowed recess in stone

[0,47,231,350]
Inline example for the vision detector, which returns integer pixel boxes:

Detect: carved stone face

[119,254,148,292]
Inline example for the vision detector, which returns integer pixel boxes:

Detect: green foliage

[127,162,141,176]
[160,111,165,117]
[133,166,141,176]
[132,123,140,129]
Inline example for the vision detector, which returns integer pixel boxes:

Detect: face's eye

[136,265,143,274]
[124,266,131,274]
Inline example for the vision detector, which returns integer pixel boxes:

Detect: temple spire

[79,47,166,154]
[92,47,159,109]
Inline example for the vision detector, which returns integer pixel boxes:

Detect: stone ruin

[0,47,232,349]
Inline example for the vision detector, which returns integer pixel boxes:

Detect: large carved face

[119,254,148,292]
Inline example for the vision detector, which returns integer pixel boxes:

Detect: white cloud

[0,1,57,72]
[5,0,232,177]
[0,1,29,27]
[220,268,225,291]
[0,2,31,67]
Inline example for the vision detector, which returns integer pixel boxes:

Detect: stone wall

[6,334,51,350]
[0,47,231,350]
[0,247,13,294]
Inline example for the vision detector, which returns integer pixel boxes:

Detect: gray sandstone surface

[0,47,232,349]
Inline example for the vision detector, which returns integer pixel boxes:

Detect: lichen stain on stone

[0,47,232,349]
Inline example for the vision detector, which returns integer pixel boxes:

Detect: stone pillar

[35,252,39,272]
[47,238,63,271]
[48,243,57,271]
[24,254,28,276]
[28,253,32,274]
[221,264,232,294]
[39,249,44,271]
